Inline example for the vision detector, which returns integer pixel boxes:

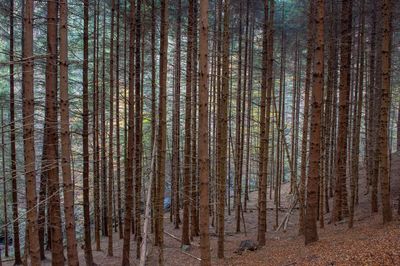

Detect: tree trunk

[299,0,314,235]
[217,0,229,257]
[156,2,168,265]
[116,0,123,240]
[83,0,94,264]
[22,0,41,264]
[379,0,393,224]
[122,0,135,264]
[182,0,193,246]
[59,0,79,264]
[9,0,22,262]
[304,0,324,245]
[135,0,143,258]
[333,0,353,223]
[191,0,200,238]
[173,0,182,232]
[45,0,64,263]
[92,0,101,250]
[199,0,211,263]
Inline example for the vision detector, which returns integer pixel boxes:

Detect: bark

[135,0,143,258]
[92,0,101,251]
[45,0,64,263]
[182,0,193,246]
[107,0,116,256]
[116,0,123,240]
[9,0,22,262]
[299,0,314,235]
[217,0,229,257]
[22,0,41,264]
[379,0,393,224]
[333,0,353,223]
[150,0,157,235]
[157,1,168,264]
[349,0,365,228]
[191,0,200,238]
[199,0,211,263]
[59,0,79,264]
[101,2,108,236]
[83,0,94,264]
[304,0,324,245]
[122,0,135,264]
[258,0,274,246]
[234,1,243,233]
[1,108,8,258]
[173,0,182,231]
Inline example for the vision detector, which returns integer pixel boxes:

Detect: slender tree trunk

[234,1,243,233]
[1,108,8,258]
[107,0,116,256]
[157,1,168,264]
[101,2,108,236]
[333,0,353,223]
[116,0,123,240]
[217,0,229,257]
[304,0,324,245]
[349,0,365,228]
[199,0,211,263]
[122,1,135,264]
[83,0,94,264]
[299,0,314,235]
[45,0,64,263]
[135,0,143,259]
[9,0,22,262]
[150,0,157,235]
[191,0,200,238]
[22,0,41,264]
[379,0,393,224]
[258,0,274,246]
[182,0,193,246]
[173,0,183,231]
[59,1,79,264]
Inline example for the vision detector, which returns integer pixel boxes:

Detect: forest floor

[3,152,400,266]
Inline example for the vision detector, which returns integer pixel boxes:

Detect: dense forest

[0,0,399,265]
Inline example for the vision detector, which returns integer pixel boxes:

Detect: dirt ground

[4,153,400,265]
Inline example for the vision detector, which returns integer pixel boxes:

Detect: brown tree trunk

[173,0,182,232]
[107,0,116,256]
[333,0,352,223]
[157,1,168,264]
[22,0,41,264]
[116,0,123,240]
[234,1,243,233]
[190,1,199,238]
[191,0,200,238]
[349,0,365,229]
[92,0,101,250]
[45,0,64,263]
[101,2,108,236]
[135,0,143,259]
[1,108,8,258]
[299,0,314,235]
[217,0,229,257]
[59,0,79,264]
[182,0,193,246]
[258,0,274,247]
[304,0,324,245]
[199,0,211,263]
[379,0,393,224]
[9,0,22,262]
[122,1,135,264]
[83,0,94,264]
[150,0,157,235]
